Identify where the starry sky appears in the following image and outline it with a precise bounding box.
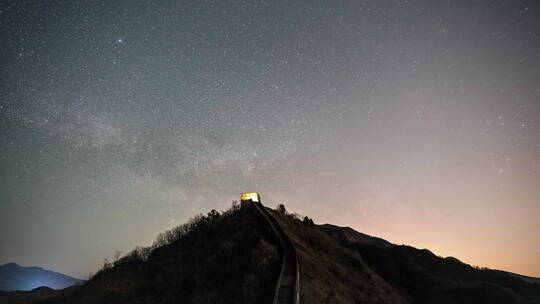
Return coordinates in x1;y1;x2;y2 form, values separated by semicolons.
1;0;539;278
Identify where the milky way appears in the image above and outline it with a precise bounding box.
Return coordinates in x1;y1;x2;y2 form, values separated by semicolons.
1;1;540;278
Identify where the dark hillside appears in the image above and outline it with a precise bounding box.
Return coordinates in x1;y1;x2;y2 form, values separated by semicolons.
321;225;540;304
0;287;60;304
351;244;540;304
266;208;409;304
5;203;539;304
39;205;280;304
265;208;540;304
318;224;393;249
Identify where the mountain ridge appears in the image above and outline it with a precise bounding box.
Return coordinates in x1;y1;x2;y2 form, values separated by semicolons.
0;263;84;292
317;223;540;282
2;202;539;303
267;207;540;303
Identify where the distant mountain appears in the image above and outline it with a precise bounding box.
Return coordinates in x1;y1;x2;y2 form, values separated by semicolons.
0;263;84;291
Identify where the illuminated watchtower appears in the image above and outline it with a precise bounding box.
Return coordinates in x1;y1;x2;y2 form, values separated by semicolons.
241;192;261;207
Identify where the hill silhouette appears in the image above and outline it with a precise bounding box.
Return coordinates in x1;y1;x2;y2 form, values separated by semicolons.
270;210;540;304
2;202;540;304
38;204;281;304
317;223;540;303
0;263;83;291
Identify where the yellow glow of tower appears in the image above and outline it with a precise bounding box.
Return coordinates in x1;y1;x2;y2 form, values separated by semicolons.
241;192;261;203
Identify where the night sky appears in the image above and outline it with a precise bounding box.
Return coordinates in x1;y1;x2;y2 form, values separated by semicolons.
1;0;539;278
